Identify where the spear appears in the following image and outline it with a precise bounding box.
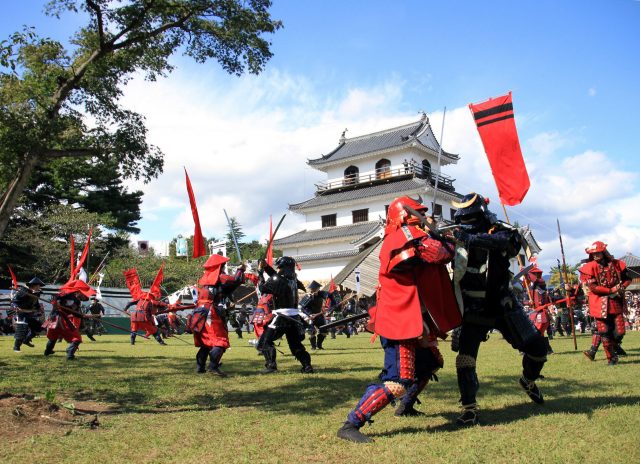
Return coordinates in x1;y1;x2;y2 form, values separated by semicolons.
557;218;577;350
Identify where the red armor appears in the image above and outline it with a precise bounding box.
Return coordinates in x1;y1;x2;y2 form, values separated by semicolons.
580;259;630;318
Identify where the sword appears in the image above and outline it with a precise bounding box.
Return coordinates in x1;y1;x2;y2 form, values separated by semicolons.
261;214;286;261
511;263;535;285
223;209;242;263
318;312;370;331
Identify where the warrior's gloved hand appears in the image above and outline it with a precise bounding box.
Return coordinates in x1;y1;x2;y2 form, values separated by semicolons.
237;263;246;272
453;227;470;243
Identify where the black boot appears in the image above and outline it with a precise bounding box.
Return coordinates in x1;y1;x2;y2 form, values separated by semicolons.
196;346;209;373
130;332;137;345
207;347;227;377
316;334;326;350
87;333;96;342
583;347;597;361
261;346;278;374
395;379;428;417
154;333;167;345
519;376;544;404
13;340;22;352
44;339;56;356
66;341;80;360
337;421;373;444
309;335;317;350
294;348;313;373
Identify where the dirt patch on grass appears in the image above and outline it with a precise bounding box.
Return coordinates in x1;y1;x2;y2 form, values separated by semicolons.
0;392;101;441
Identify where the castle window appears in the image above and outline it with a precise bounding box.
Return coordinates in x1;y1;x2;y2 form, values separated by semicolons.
352;208;369;223
432;203;443;217
344;166;359;185
422;160;432;177
450;208;456;220
321;214;337;228
375;159;391;179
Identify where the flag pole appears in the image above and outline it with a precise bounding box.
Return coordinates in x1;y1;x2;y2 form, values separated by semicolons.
501;203;535;305
431;107;446;216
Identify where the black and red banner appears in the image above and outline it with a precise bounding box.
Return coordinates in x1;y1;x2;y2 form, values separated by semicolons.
469;92;529;206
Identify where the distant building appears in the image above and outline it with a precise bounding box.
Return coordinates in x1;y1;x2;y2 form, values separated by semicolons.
274;113;463;293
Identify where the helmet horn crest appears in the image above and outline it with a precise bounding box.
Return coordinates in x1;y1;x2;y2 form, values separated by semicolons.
452;193;478;209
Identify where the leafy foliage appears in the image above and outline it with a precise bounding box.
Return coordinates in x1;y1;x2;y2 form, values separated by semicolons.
548;263;580;287
0;0;282;238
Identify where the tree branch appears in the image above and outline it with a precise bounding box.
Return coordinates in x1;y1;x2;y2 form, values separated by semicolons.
111;13;195;51
86;0;106;49
44;149;98;159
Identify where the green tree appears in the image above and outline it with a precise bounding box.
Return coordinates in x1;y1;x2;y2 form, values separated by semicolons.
225;216;245;263
0;0;282;238
0;204;113;283
548;263;580;288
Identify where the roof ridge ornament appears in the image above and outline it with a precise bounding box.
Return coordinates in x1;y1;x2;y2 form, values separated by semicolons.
419;110;428;123
340;128;348;143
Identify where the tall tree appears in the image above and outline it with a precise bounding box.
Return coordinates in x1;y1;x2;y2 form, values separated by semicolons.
225;216;245;262
0;0;282;237
548;263;580;287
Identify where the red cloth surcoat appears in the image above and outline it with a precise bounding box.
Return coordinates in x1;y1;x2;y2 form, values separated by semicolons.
373;224;461;341
581;259;630;319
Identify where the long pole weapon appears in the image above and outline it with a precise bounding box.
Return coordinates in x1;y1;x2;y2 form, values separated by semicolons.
557;218;577;350
88;251;110;286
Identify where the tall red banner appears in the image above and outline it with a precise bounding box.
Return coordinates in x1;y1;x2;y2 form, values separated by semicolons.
7;265;17;289
184;168;206;258
469;92;530;206
266;215;274;266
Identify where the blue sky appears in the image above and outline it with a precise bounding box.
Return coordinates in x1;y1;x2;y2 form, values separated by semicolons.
2;1;639;271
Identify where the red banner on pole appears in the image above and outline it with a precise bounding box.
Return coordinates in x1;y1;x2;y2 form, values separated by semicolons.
71;228;92;281
469;92;530;206
7;265;17;289
185;168;206;258
266;215;274;267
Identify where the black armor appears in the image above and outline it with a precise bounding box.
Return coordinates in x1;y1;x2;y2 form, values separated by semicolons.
257;258;312;373
11;286;44;352
451;193;547;425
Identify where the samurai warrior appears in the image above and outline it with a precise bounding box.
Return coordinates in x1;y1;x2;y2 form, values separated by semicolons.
580;241;631;364
299;280;338;350
450;193;547;426
256;256;313;374
43;279;96;360
123;266;169;346
190;254;245;376
337;196;461;443
11;277;45;352
526;266;554;354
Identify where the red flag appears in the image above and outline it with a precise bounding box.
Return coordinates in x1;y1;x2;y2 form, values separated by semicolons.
71;228;93;281
469;92;530;206
325;275;336;310
7;265;17;289
266;215;274;266
149;263;164;298
185;168;206;258
70;234;75;277
124;268;144;300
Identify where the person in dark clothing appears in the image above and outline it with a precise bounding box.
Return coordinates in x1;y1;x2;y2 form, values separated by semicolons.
12;277;45;352
450;193;547;427
256;256;313;374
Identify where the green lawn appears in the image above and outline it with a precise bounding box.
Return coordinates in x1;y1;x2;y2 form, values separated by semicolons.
1;331;639;463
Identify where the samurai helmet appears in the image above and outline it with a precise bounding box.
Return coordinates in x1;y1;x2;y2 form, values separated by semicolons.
386;195;428;228
27;277;45;287
585;241;607;255
275;256;297;277
452;192;496;229
307;280;321;292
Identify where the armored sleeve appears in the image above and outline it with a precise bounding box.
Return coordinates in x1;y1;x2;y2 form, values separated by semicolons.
457;229;520;257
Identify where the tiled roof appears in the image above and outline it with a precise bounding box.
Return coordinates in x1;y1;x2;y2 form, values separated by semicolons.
332;239;383;296
290;177;459;211
295;249;361;263
274;221;381;247
308;117;458;167
621;253;640;268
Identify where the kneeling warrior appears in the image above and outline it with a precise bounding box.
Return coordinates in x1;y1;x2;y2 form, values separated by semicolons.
43;280;96;360
580;241;631;365
337;196;461;443
256;256;313;374
450;193;547;426
12;277;45;352
299;280;337;350
191;254;245;376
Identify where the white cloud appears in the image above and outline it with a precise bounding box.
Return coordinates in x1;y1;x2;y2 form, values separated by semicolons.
120;68;640;273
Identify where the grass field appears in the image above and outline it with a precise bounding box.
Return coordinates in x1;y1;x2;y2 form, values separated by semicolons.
1;330;640;464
